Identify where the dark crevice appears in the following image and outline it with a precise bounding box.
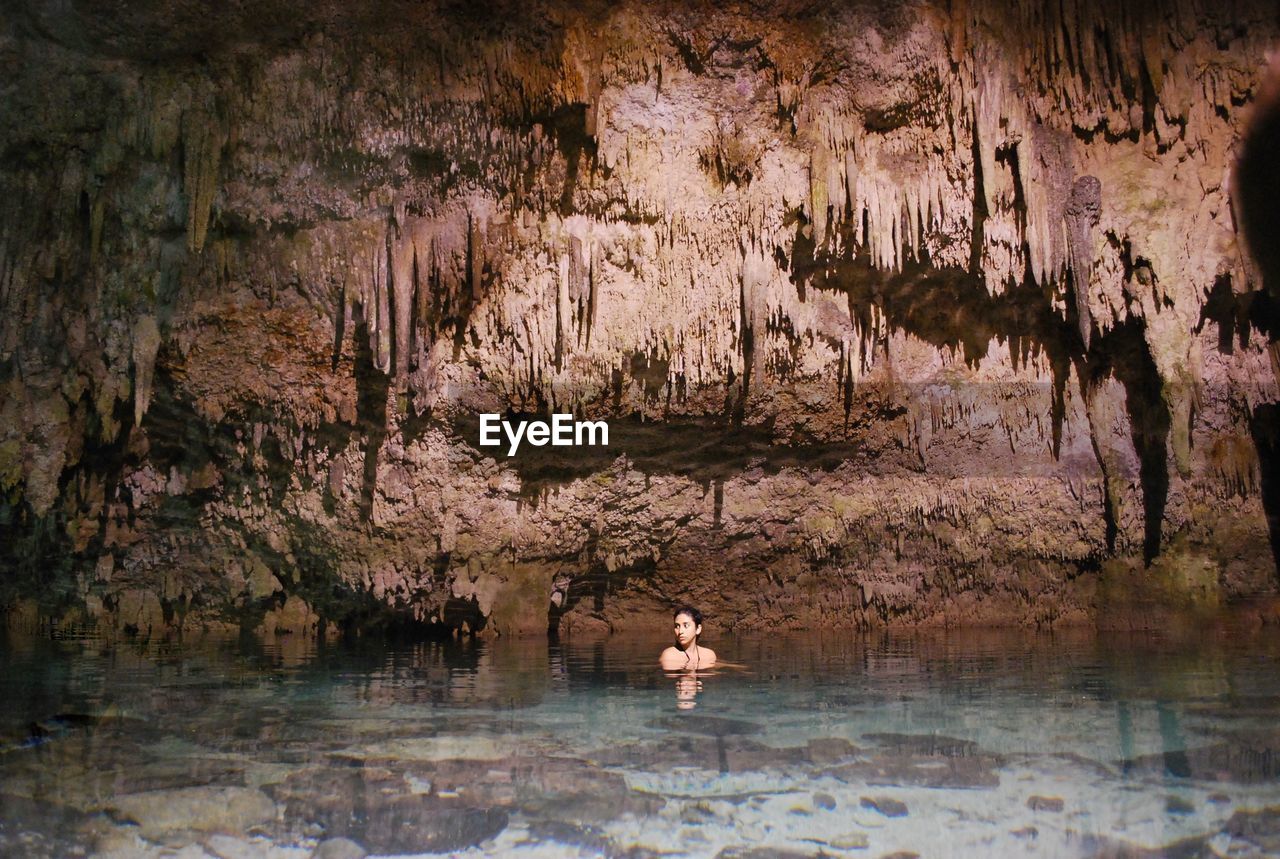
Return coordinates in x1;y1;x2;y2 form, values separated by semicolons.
331;288;347;372
409;249;424;371
1250;403;1280;583
1;385;131;607
1087;318;1171;564
1138;58;1159;138
792;225;1078;375
629;349;670;405
526;102;596;217
969;122;988;278
1198;274;1279;354
554;554;657;634
352;311;390;524
385;231;399;377
1236;58;1280;298
737;280;754;426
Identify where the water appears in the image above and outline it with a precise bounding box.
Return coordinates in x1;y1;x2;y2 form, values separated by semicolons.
1;626;1278;857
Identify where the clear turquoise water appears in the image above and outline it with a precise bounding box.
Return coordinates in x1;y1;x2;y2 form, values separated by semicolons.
1;626;1278;857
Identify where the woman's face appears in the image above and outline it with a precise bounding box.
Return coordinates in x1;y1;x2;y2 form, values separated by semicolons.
673;612;700;649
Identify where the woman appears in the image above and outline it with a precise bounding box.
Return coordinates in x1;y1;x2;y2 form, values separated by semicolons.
660;605;717;671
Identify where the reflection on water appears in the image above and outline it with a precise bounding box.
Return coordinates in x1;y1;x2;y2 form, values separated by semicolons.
1;626;1278;857
673;674;703;710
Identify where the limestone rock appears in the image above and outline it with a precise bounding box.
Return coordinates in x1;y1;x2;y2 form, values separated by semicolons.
0;0;1276;634
109;787;277;840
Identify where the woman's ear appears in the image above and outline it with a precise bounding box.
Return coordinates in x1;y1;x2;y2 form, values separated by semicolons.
695;623;702;636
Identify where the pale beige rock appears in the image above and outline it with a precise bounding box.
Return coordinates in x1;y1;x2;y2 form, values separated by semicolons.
109;787;277;840
308;838;366;859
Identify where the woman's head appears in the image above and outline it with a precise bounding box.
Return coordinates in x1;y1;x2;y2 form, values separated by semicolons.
672;605;702;649
673;605;702;625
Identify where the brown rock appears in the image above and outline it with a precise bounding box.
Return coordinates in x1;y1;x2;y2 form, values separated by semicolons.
310;838;367;859
109;787;276;840
0;0;1275;637
1026;795;1065;813
861;796;909;818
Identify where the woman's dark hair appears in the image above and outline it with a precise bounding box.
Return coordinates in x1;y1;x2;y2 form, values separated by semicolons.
673;605;702;625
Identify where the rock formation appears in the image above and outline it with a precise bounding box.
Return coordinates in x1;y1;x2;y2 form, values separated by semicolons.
1;0;1277;638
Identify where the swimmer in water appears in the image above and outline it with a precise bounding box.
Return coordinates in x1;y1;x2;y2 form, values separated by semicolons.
660;605;717;671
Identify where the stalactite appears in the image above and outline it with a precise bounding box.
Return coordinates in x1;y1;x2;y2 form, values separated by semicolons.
389;221;416;383
132;315;161;427
556;251;570;372
468;211;485;302
372;242;391;373
809;144;830;246
1064;176;1102;348
182;95;223;255
583;240;598;349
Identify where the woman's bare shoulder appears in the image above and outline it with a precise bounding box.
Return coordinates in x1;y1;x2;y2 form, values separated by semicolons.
659;646;686;668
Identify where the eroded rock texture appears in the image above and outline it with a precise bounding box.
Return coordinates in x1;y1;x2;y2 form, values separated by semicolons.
1;0;1278;637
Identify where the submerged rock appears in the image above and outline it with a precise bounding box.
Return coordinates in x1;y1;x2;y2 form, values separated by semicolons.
0;793;94;858
860;733;982;758
1026;795;1064;812
650;716;763;737
817;731;1002;789
108;786;277;840
860;796;909;817
826;832;871;850
589;735;811;775
309;838;366;859
717;847;823;859
525;820;661;858
359;801;508;854
804;738;862;764
268;753;672;847
1119;730;1280;784
270;764;507;850
827;754;1001;790
1221;806;1280;856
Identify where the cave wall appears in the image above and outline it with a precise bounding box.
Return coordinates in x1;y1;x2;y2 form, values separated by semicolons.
1;0;1278;638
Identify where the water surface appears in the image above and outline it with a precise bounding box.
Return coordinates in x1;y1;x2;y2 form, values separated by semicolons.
2;626;1278;857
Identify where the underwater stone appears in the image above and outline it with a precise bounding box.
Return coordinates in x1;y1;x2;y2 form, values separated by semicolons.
309;837;367;859
860;796;909;817
108;787;277;840
1026;795;1064;812
1221;806;1280;856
